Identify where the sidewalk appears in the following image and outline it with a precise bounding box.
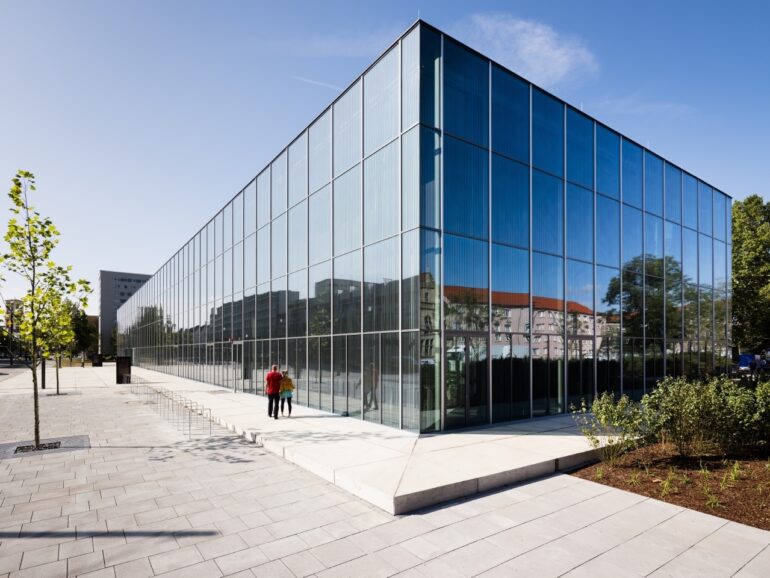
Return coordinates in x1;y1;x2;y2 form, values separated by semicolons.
130;367;595;514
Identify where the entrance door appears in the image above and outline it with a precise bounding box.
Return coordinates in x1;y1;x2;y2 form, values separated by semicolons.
232;342;243;392
444;334;488;430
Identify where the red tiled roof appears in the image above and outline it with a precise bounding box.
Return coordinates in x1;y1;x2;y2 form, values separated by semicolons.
443;286;594;315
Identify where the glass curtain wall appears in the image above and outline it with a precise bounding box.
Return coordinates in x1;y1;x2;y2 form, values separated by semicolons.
118;22;732;433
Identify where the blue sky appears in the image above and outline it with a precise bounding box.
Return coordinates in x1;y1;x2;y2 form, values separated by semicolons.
1;0;768;312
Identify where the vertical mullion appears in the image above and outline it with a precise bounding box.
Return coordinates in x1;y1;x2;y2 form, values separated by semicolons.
487;60;493;424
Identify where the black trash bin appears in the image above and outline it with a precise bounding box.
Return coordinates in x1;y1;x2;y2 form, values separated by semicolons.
116;356;131;384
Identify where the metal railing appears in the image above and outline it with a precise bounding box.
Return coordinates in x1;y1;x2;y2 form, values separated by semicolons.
128;378;213;439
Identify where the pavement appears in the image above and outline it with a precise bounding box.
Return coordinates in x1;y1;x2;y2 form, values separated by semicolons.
130;367;597;515
0;366;768;577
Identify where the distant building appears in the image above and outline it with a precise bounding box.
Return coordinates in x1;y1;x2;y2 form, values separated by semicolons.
98;271;150;355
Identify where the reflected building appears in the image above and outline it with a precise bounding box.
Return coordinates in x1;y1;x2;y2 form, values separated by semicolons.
117;21;732;433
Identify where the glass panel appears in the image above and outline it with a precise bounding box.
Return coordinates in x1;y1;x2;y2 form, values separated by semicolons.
445;136;488;239
402;229;419;330
233;242;243;294
532;251;564;416
645;275;664;339
533;170;563;255
532;89;564;177
309;109;332;194
401;26;419;130
683;173;698;230
492;332;530;422
244;179;257;236
257;168;270;229
491;64;528;164
308;185;331;265
444;235;488;332
319;337;332;412
421;230;440;333
699;181;713;236
382;333;399;428
308;261;331;335
363;237;399;332
333;335;348;415
492;154;528;249
645;152;663;216
363;333;380;422
215;211;224;256
665;163;682;224
309;338;320;407
596;126;620;199
623;205;643;269
347;335;362;419
420;127;441;229
333;250;361;334
714;192;727;241
222;252;231;297
233;192;244;244
333;80;362;176
421;330;440;432
492;243;529;333
288;338;306;406
402;331;420;431
699;234;712;289
271;151;287;218
645;214;664;262
420;26;441;129
271;214;287;278
271;276;286;339
333;165;361;255
567;184;593;262
287;269;307;338
288;201;307;272
402;127;419;232
363;140;399;244
596;265;621;394
596;195;620;267
223;204;232;251
567;259;593;336
257;226;269;285
288;132;308;207
444;38;488;147
567;108;593;189
364;47;399;156
622;140;643;208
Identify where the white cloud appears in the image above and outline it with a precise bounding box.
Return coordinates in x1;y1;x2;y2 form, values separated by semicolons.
289;75;341;91
594;95;695;118
453;13;599;88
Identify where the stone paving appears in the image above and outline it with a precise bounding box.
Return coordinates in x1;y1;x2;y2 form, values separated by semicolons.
0;367;769;577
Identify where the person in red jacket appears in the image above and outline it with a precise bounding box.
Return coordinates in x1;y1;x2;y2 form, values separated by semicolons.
265;364;283;420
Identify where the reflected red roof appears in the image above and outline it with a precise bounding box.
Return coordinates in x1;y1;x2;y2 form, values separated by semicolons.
443;286;594;315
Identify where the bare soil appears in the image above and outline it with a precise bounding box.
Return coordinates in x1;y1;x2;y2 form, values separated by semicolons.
571;443;770;530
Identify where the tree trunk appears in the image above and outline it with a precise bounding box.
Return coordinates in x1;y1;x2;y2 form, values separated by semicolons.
31;351;40;449
41;356;46;389
55;355;60;395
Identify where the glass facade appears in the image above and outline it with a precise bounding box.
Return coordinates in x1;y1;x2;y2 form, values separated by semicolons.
118;22;732;433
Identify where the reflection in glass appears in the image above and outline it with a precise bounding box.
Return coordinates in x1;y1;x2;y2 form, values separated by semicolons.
622;205;643;268
402;331;420;431
363;334;380;423
401;26;419;130
567;108;593;189
645;152;663;216
420;27;441;129
699;181;713;236
421;230;440;334
567;259;593;336
271;214;287;278
683;173;698;230
596;126;620;199
492;155;528;249
257;169;270;229
347;335;361;418
363;140;398;244
271;151;287;218
492;244;529;331
622;140;643;208
308;186;331;265
532;252;564;416
699;234;712;288
533;88;563;177
287;269;307;337
333;166;361;255
444;137;488;239
401;127;419;232
492;64;528;164
596;265;621;394
381;333;399;428
714;192;727;242
402;230;419;330
233;192;243;244
288;201;307;272
334;250;361;334
256;283;269;339
309;109;331;194
567;184;593;262
288;132;308;207
645;214;663;262
444;235;488;331
334;81;362;177
533;170;563;255
665;163;682;224
364;47;398;156
364;238;399;332
244;179;257;236
596;195;620;267
271;276;286;339
308;261;331;335
444;39;488;147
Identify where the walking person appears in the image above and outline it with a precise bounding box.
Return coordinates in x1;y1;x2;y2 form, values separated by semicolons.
265;364;282;420
280;370;295;416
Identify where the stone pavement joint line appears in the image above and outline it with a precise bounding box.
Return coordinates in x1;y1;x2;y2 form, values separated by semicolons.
131;366;598;514
0;366;767;578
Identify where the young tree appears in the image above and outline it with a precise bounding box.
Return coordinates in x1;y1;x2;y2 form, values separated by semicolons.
39;292;76;394
67;301;97;366
1;171;89;448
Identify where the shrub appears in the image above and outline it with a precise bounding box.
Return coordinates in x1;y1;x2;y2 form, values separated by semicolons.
571;391;648;464
643;377;709;457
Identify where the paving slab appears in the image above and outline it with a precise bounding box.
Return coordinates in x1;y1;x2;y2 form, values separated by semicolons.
129;366;596;514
